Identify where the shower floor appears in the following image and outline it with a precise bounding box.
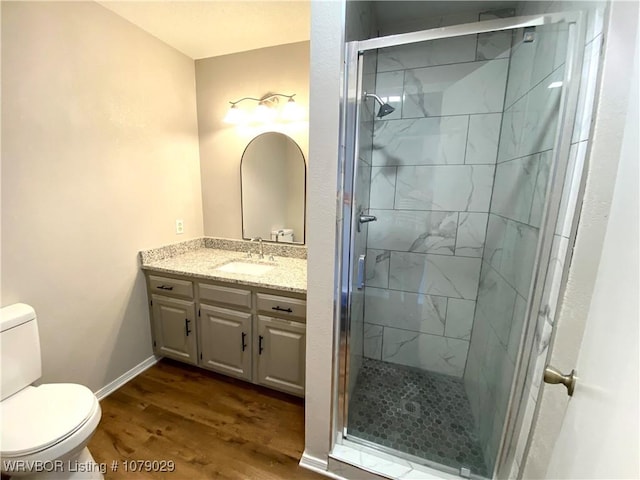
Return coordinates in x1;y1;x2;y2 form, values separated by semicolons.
347;358;489;477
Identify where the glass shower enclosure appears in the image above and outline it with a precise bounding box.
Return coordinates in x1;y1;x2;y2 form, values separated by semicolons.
334;11;584;479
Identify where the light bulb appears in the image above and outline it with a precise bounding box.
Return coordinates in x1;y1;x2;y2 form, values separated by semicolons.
224;104;246;124
254;102;277;123
281;98;305;121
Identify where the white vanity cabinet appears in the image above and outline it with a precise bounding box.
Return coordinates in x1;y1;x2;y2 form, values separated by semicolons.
198;282;253;382
148;276;198;365
144;272;307;397
255;293;306;396
199;304;252;381
256;316;306;396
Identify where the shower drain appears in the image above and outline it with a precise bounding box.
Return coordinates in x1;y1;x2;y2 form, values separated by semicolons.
399;399;421;417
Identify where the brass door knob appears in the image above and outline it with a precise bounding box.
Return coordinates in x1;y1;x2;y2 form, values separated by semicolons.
543;365;577;396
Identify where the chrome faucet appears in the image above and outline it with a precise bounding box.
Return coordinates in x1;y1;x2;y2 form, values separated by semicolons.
251;237;264;259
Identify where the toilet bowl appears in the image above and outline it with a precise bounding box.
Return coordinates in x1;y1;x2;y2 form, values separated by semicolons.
0;304;103;479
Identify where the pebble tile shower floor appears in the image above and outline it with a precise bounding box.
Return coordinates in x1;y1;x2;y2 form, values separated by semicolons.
348;358;489;477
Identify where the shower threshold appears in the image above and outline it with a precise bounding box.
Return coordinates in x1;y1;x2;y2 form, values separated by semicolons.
347;358;489;478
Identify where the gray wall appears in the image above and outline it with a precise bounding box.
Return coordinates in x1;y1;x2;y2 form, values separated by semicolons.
1;1;203;391
195;42;309;240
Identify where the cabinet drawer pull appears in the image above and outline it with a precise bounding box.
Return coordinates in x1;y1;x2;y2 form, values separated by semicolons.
185;318;191;336
272;306;293;313
156;285;174;291
241;332;247;352
259;335;264;355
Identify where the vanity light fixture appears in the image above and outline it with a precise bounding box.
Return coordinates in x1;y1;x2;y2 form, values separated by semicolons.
223;104;246;124
281;96;305;121
224;93;303;124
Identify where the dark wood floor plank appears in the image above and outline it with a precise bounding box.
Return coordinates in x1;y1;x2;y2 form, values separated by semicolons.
89;359;323;480
120;379;304;460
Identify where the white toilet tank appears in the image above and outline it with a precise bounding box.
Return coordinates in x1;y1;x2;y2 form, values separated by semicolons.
270;228;294;242
0;303;42;400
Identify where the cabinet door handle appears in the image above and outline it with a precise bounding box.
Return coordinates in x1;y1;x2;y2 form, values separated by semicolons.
241;332;247;352
156;285;174;291
272;306;293;313
185;318;191;336
259;335;264;355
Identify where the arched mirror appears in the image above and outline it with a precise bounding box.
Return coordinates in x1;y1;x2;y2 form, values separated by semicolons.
241;132;306;244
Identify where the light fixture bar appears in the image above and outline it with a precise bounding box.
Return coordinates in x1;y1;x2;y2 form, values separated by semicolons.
224;92;301;124
229;93;296;106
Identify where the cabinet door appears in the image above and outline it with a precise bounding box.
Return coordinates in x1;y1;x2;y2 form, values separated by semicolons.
151;295;197;365
256;315;305;396
200;304;252;381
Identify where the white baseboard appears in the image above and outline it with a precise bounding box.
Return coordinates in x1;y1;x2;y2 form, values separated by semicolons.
300;452;348;479
94;355;159;400
300;451;328;471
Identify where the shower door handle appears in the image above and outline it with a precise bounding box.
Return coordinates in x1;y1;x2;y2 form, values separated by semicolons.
356;254;366;290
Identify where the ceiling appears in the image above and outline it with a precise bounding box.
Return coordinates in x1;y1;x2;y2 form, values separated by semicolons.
99;1;523;60
374;1;519;26
98;1;311;60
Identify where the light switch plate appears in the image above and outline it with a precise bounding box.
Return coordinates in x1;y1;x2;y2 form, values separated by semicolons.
176;219;184;234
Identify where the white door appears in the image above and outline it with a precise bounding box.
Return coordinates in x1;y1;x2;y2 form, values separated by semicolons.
543;18;639;478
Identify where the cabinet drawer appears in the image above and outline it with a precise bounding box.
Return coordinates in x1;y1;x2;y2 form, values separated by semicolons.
200;304;252;323
149;275;193;299
256;293;306;319
199;283;252;309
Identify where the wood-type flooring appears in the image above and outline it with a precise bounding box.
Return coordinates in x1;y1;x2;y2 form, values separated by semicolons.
89;359;324;479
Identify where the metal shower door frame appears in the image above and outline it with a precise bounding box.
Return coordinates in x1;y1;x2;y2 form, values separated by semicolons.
331;10;585;479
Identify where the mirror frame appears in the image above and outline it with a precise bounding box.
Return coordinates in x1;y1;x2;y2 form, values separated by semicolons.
239;132;307;244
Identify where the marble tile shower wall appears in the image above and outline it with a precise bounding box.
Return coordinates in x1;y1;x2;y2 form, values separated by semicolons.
463;22;570;472
362;32;512;378
349;53;377;401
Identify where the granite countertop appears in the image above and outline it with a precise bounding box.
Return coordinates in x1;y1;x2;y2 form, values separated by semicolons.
141;241;307;294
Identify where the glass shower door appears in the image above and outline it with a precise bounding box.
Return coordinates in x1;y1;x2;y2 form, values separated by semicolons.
343;52;377;415
339;13;583;480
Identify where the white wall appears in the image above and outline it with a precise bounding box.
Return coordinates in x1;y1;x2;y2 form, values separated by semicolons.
303;0;345;466
546;20;639;477
194;42;309;240
1;1;203;391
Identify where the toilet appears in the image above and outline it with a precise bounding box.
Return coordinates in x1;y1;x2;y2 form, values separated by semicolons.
0;303;103;479
270;228;294;242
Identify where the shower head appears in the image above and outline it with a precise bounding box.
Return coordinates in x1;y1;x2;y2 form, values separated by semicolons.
364;92;396;118
377;103;396;118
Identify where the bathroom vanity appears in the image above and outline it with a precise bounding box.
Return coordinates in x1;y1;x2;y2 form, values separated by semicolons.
140;238;307;397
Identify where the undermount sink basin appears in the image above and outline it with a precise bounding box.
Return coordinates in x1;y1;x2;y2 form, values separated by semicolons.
214;261;275;276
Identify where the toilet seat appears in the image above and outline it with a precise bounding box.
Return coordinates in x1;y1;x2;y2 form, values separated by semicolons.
1;383;99;457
